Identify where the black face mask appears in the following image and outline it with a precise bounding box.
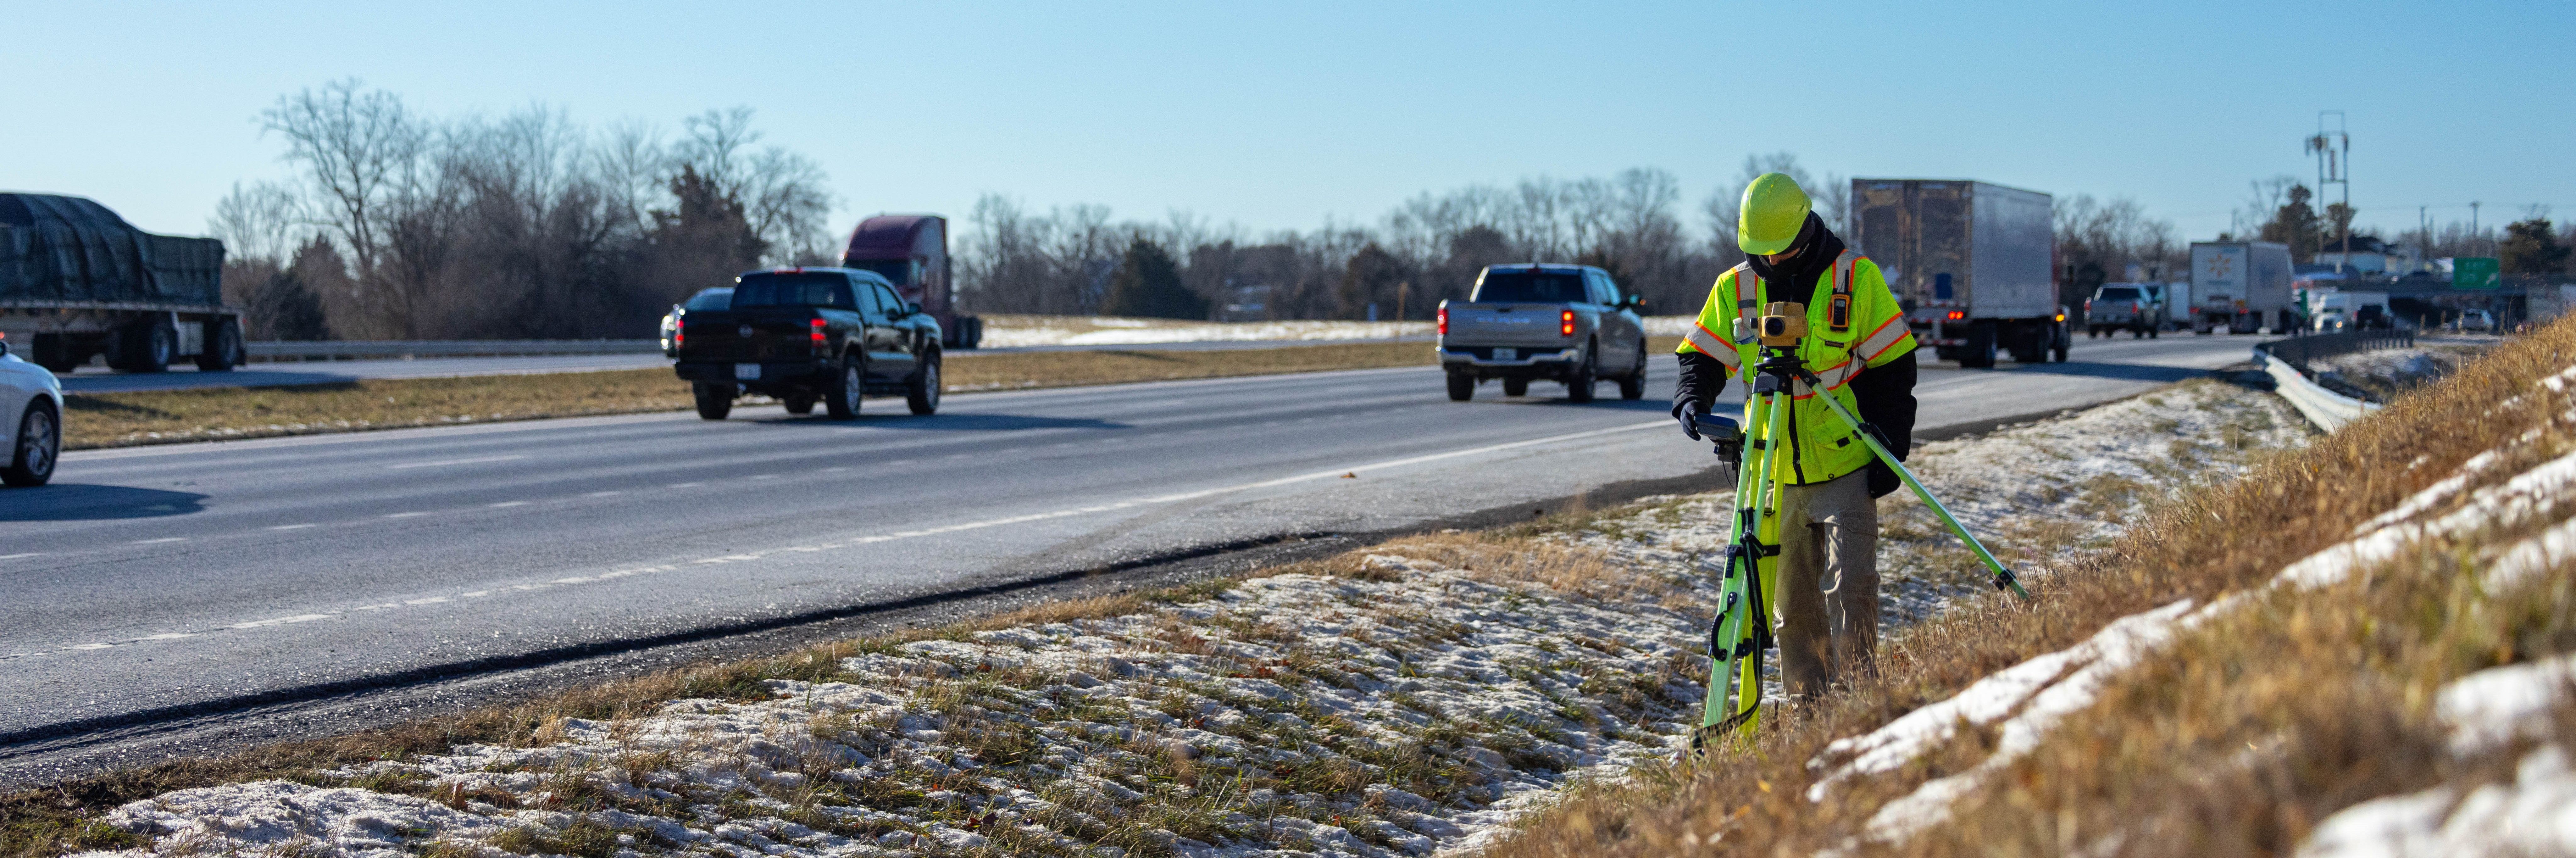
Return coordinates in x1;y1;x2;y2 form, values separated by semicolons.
1746;213;1843;293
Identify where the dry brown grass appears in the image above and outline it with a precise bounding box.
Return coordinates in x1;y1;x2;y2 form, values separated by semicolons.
60;340;1447;450
1475;320;2576;856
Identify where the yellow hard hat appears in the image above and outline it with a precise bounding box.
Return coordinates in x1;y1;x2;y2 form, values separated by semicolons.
1737;173;1812;256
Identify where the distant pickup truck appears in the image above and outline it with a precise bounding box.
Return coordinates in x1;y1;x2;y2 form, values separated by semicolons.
1436;263;1647;403
671;268;942;420
2084;283;2163;338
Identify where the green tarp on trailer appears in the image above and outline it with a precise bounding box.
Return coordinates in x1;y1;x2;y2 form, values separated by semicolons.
0;193;224;306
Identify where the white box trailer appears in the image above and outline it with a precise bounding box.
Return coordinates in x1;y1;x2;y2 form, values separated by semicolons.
1849;178;2067;368
2188;241;2296;334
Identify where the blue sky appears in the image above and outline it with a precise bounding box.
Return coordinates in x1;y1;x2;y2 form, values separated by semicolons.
5;1;2569;242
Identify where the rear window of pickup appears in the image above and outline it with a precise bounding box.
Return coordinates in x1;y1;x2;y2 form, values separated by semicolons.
1474;272;1586;303
733;274;854;309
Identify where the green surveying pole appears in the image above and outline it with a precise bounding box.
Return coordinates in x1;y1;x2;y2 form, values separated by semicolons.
1803;390;2030;599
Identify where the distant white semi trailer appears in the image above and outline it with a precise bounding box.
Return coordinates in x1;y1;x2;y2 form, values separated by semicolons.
1848;178;2068;368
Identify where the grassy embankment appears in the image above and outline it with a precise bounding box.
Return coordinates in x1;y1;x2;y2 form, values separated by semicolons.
64;337;1688;450
1474;324;2576;854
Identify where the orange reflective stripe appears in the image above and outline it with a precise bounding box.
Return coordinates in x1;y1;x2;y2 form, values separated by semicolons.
1686;322;1738;367
1855;314;1912;362
1790;358;1857;398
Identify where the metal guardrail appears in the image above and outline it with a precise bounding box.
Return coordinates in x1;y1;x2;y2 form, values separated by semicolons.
2258;328;2415;374
2252;329;2413;432
246;339;661;361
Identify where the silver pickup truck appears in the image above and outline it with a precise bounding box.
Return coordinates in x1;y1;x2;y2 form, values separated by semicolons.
1437;263;1648;403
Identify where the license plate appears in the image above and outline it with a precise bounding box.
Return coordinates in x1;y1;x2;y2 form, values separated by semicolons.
734;363;761;380
1492;348;1516;360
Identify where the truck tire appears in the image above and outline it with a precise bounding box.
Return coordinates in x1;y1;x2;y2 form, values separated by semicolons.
782;394;816;415
2148;325;2159;339
692;383;735;420
2;400;59;488
824;355;863;420
1503;378;1529;397
906;354;941;415
1618;349;1646;400
112;317;175;373
195;318;243;371
1565;345;1597;403
1959;321;1998;369
1446;372;1474;401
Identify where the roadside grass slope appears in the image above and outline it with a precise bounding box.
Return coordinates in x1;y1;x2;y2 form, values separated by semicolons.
1478;320;2576;856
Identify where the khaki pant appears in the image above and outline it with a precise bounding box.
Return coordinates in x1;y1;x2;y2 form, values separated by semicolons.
1773;469;1879;699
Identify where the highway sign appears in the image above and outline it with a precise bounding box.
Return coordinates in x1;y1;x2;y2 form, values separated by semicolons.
2454;257;2501;290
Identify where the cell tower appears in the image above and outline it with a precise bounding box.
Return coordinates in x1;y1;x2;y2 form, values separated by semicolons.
2305;111;2351;270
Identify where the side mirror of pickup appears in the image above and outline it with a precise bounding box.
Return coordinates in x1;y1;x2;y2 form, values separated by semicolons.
906;301;923;316
1624;295;1649;311
0;334;11;358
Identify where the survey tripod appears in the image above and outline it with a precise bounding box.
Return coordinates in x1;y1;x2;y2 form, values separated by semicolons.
1690;303;2031;751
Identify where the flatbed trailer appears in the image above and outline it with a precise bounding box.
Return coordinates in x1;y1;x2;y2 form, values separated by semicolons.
0;193;244;372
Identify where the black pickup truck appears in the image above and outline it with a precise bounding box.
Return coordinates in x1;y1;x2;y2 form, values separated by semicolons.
672;268;943;419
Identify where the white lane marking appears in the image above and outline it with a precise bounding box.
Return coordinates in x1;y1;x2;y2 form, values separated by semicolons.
668;482;703;488
488;501;529;508
226;613;334;630
0;553;42;560
750;474;780;480
387;454;530;470
267;524;318;531
18;419;1665;661
131;537;186;544
584;491;623;497
384;512;430;518
822;466;850;473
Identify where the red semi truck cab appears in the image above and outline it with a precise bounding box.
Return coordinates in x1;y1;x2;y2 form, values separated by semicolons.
840;215;982;349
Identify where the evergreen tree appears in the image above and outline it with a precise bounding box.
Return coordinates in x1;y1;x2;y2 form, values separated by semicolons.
1101;238;1206;319
2260;184;2323;263
1338;242;1411;319
2501;217;2571;275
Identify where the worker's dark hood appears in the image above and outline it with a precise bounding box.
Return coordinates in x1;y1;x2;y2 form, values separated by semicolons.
1746;212;1844;292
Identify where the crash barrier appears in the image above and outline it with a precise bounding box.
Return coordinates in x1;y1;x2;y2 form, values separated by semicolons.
2252;331;2408;432
2260;328;2415;373
247;339;661;362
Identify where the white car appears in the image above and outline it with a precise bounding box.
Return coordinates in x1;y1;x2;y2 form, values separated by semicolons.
2461;309;2496;332
0;333;63;487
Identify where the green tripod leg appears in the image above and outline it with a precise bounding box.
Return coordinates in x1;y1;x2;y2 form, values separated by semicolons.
1693;384;1789;750
1806;389;2031;600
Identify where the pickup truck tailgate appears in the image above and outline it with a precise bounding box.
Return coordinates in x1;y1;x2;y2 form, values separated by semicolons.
678;311;815;362
1445;303;1568;346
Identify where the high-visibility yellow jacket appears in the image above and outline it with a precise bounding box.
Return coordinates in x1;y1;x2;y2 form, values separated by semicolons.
1677;250;1916;485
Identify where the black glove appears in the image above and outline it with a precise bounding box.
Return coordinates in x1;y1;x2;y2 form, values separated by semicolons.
1672;402;1706;440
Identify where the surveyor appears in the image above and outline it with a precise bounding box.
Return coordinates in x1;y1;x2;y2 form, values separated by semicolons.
1670;173;1919;700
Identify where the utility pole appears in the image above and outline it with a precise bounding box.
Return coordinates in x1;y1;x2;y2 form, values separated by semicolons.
2305;111;2351;272
2472;201;2483;256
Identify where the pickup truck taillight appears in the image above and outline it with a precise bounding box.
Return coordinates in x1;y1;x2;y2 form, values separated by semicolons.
673;317;684;348
1559;309;1575;337
809;317;826;351
1436;305;1447;336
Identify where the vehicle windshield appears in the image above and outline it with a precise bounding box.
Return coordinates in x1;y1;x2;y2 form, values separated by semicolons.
2095;287;2143;301
683;288;732;310
1474;271;1586;303
731;273;853;309
846;259;913;287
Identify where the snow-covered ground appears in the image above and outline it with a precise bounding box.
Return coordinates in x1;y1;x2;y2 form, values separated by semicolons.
69;380;2304;858
974;316;1702;348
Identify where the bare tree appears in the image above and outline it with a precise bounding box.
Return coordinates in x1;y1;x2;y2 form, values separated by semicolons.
675;107;833;264
259;79;429;292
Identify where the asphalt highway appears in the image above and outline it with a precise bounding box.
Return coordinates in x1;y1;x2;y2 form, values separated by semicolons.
0;333;2259;769
54;337;1441;394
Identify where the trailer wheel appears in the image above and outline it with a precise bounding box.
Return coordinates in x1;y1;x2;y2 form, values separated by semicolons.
1959;321;1998;369
195;318;244;371
110;317;176;373
1446;371;1474;401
